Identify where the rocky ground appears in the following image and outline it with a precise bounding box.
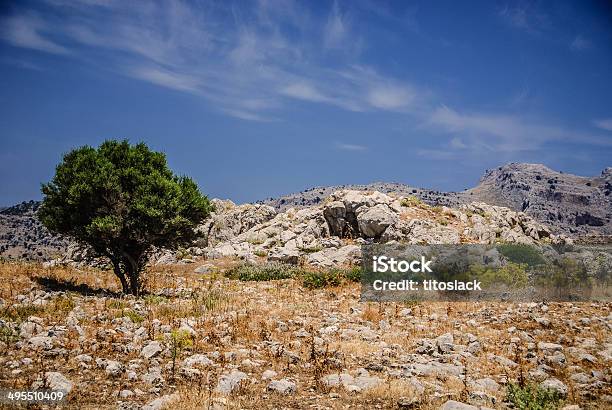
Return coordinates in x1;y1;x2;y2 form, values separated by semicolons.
0;262;610;409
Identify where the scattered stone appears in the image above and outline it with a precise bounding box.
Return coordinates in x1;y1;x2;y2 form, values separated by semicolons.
183;354;212;368
540;378;568;397
216;370;248;394
262;369;278;380
439;400;478;410
105;360;123;377
267;378;296;394
44;372;73;393
142;393;179;410
141;341;163;359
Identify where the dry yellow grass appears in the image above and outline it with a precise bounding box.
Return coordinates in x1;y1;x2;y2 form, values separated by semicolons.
0;260;610;409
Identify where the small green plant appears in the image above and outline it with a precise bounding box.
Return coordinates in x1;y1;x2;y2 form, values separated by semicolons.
107;299;128;310
123;310;145;324
143;294;168;305
175;247;192;260
505;382;562;410
342;266;362;282
0;325;18;352
299;245;324;254
0;304;46;324
253;249;268;257
167;329;193;378
400;196;423;208
195;289;224;311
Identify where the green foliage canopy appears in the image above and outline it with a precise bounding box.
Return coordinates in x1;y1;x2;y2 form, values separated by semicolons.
39;140;212;295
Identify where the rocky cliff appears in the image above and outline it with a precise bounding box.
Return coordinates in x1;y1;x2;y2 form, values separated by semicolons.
258;163;612;238
203;189;567;268
466;163;612;237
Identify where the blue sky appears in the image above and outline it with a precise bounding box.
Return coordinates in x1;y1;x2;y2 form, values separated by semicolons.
1;0;612;205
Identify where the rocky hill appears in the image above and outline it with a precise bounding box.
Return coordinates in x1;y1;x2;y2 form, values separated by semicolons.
0;200;68;260
1;163;609;263
466;163;612;237
258;163;612;238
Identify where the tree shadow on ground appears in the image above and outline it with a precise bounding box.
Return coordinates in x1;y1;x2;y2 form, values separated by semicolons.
32;275;123;298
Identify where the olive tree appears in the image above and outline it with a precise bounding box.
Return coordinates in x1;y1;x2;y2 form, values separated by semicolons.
39;140;212;296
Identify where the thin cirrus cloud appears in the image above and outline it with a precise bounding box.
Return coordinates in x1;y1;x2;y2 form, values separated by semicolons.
427;105;612;154
0;0;609;156
336;143;367;151
570;35;591;51
594;119;612;132
1;14;70;55
498;3;550;34
0;0;424;122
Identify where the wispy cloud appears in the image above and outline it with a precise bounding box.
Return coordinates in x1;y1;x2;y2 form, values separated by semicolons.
0;0;421;123
129;66;202;93
1;0;609;160
336;142;367;151
367;85;415;110
1;14;70;55
570;35;591;51
594;118;612;132
498;3;549;34
280;82;332;103
427;105;612;153
324;1;350;50
1;57;43;71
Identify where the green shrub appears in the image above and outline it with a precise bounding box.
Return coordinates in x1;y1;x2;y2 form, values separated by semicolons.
302;270;342;289
400;196;423;207
226;262;304;281
123;310;145;324
343;266;363;282
506;382;562;410
227;263;362;288
497;244;546;267
469;262;529;288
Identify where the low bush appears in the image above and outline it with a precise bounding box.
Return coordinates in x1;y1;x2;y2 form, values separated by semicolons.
400;196;423;207
227;262;363;288
302;270;342;289
505;382;562;410
226;262;305;281
303;267;362;288
497;243;546;267
122;310;145;324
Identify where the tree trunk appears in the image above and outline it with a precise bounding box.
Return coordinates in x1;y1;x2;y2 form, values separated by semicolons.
122;252;142;297
112;262;129;294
